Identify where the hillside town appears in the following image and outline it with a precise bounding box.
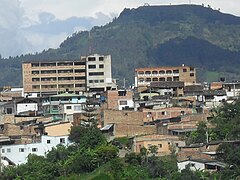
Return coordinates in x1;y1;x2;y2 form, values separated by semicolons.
0;53;238;174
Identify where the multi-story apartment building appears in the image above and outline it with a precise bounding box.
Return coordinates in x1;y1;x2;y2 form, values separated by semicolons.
82;54;117;92
22;60;86;96
135;65;196;88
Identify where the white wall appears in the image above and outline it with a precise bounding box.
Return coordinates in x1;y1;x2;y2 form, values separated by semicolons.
0;135;70;165
118;99;134;110
63;104;86;115
17;103;38;114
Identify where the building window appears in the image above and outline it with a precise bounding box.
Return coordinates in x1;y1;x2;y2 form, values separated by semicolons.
74;106;81;111
173;69;179;73
75;69;85;73
88;65;96;69
158;144;162;148
145;71;151;75
167;77;172;81
99;64;104;68
159;70;165;74
19;148;24;152
32;71;39;74
166;70;172;74
146;78;151;82
94;80;99;83
161;111;167;115
159;78;165;81
153;78;158;81
47;140;51;144
7;148;11;153
176;143;179;147
119;100;127;105
60;138;65;143
183;68;187;72
100;79;104;83
138;71;144;75
173;77;179;81
2;149;5;153
75;76;85;80
88;57;96;61
74;61;85;66
190;73;194;77
66;106;72;110
32;148;38;152
89;72;104;76
32;78;40;82
139;78;144;82
6;108;13;114
99;57;104;61
89;80;93;83
152;71;158;74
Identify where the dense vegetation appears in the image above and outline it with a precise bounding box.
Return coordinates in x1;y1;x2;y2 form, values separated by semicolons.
2;4;240;87
2;101;240;179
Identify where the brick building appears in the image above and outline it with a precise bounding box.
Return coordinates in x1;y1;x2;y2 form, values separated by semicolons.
22;60;86;96
106;90;134;110
135;65;196;88
134;134;185;156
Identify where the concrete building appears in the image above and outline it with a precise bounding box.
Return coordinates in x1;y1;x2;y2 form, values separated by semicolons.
135;65;196;89
0;135;70;165
82;54;117;92
22;60;86;96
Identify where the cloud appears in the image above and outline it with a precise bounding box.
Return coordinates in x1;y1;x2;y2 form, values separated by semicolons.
1;0;240;57
0;0;113;57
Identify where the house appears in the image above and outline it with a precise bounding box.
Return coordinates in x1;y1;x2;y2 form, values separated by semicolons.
42;93;87;121
223;81;240;98
106;89;134;110
0;98;40;116
203;90;227;108
142;107;195;122
101;110;156;137
0;135;70;165
133;134;185;156
177;159;227;172
150;81;185;97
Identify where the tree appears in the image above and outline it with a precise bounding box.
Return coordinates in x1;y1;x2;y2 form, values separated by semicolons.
148;145;158;156
95;145;119;165
211;100;240;140
69;125;106;149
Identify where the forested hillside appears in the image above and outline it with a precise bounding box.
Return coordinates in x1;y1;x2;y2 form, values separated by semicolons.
2;4;240;87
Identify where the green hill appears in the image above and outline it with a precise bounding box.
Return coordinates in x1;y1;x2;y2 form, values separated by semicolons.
2;4;240;87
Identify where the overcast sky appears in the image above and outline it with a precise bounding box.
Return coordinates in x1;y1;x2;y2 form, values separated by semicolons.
0;0;240;57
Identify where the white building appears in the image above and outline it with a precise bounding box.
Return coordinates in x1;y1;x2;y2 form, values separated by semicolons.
82;54;117;92
0;135;70;165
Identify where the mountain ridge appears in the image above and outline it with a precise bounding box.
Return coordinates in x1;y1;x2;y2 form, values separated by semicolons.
1;4;240;86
